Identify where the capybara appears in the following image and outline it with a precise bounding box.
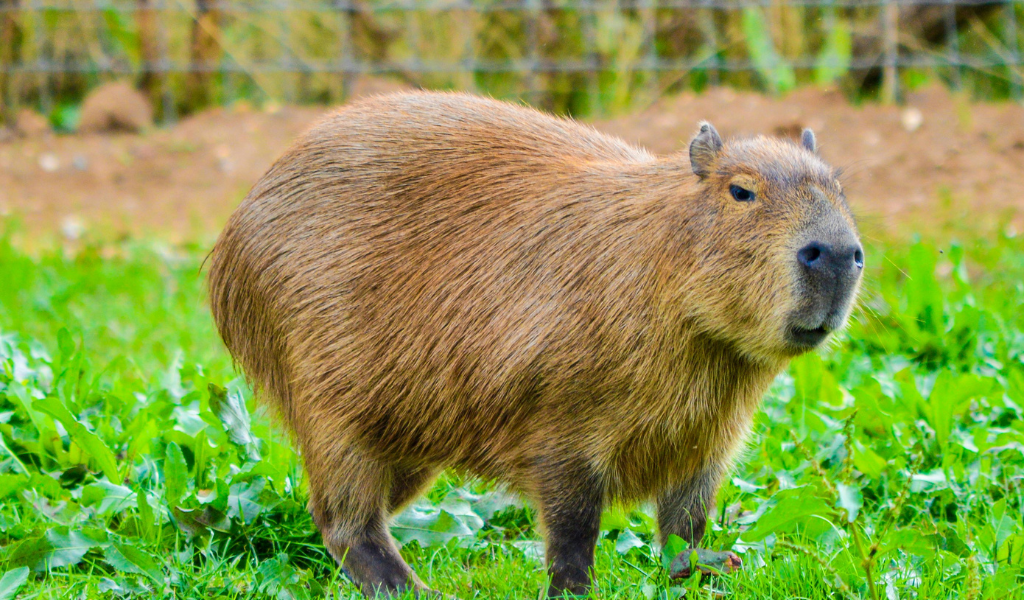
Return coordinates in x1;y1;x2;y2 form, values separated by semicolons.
207;92;863;597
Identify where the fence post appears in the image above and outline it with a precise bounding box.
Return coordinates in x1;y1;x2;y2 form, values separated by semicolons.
186;0;221;112
525;0;540;103
338;0;355;100
158;0;175;124
944;0;961;90
137;0;161;112
881;0;899;104
0;0;17;124
702;0;720;86
583;0;601;114
641;0;657;106
1007;0;1022;100
459;0;476;93
30;0;50;116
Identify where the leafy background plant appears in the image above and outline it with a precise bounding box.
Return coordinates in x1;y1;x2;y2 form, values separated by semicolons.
0;221;1023;598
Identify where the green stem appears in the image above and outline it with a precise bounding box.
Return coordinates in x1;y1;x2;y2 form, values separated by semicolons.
850;524;879;600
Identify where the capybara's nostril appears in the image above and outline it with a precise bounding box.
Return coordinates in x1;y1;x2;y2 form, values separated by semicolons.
800;242;862;278
798;243;824;269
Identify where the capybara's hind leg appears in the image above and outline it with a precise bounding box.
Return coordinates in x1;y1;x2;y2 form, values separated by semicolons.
306;445;428;597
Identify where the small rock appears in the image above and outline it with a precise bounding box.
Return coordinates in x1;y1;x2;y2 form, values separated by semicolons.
38;153;60;172
901;107;923;132
72;154;89;171
215;144;234;173
61;216;85;241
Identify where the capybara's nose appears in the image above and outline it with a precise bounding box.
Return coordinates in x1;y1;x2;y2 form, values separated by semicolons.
798;242;864;278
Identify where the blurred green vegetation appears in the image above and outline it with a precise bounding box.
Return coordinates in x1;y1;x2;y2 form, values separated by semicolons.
1;1;1022;123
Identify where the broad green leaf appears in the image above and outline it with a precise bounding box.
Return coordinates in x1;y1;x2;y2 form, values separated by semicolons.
392;499;481;548
41;529;97;570
171;505;231;537
0;567;29;600
137;487;155;541
104;542;163;583
163;441;188;506
208;382;261;461
614;529;647;555
0;475;27;499
661;534;687;572
7;536;52;572
56;328;75;364
910;469;948;493
850;439;887;480
33;397;120;483
874;528;940;559
980;499;1019;557
227;478;269;524
83;480;137;515
467;488;522;522
741;488;834;542
512;540;545;564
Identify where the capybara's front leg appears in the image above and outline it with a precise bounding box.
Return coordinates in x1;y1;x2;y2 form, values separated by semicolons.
538;460;605;598
657;464;742;578
306;444;429;597
657;466;718;547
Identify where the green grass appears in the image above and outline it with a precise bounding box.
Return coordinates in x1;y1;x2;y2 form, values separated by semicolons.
1;221;1023;599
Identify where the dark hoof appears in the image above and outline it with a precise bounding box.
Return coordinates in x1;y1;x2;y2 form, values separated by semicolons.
668;548;742;579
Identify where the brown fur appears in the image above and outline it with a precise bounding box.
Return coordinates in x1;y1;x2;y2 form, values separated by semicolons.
207;91;861;597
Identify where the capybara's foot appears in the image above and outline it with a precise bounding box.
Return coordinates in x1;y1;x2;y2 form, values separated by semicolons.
336;534;426;598
668;548;742;579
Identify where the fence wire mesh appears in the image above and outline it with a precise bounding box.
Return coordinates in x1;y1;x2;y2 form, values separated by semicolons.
0;0;1022;121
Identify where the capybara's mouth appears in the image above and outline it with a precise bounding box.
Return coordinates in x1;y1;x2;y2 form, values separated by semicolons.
787;324;830;348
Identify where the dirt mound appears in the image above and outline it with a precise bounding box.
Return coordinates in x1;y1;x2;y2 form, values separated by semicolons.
0;79;1020;243
14;109;50;138
78;81;154;134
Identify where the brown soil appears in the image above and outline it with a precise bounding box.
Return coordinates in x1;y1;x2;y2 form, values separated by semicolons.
1;81;1021;244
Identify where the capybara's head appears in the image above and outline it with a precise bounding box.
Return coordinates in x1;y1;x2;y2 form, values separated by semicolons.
683;122;862;361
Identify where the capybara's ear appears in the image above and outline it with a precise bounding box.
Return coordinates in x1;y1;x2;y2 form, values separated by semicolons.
801;128;817;154
689;121;723;179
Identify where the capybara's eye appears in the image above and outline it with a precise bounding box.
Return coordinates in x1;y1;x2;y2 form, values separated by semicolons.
730;185;755;202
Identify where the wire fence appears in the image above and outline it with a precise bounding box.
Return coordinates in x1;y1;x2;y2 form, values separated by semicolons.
0;0;1022;122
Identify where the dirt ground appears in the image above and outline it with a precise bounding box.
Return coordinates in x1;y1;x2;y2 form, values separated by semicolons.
1;79;1022;244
